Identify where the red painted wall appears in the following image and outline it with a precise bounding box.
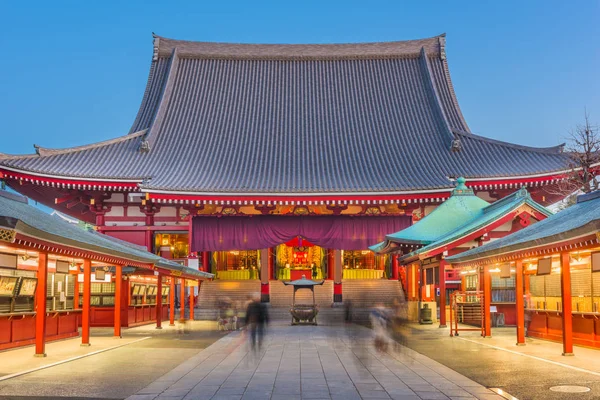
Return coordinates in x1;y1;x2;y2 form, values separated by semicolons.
105;231;147;248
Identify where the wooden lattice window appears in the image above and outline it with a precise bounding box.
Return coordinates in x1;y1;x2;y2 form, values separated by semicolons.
0;228;16;243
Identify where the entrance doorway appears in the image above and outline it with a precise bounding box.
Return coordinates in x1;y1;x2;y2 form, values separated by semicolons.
212;250;260;280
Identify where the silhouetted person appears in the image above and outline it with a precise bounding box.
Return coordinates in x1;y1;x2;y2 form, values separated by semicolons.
246;294;269;351
344;300;353;323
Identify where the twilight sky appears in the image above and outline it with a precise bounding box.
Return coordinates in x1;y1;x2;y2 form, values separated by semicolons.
0;0;598;156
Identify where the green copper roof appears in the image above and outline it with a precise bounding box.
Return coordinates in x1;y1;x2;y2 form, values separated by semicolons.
370;178;552;257
370;178;490;253
447;190;600;265
398;187;552;262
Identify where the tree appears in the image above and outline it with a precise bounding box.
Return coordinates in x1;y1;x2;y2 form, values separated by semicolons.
565;111;600;193
548;111;599;201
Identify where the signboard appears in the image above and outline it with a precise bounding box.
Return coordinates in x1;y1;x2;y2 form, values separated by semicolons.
592;252;600;273
95;269;106;280
0;253;17;269
55;260;70;274
18;277;37;296
500;263;511;278
0;276;19;296
537;258;552;276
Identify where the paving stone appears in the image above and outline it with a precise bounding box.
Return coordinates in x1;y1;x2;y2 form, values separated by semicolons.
126;325;496;400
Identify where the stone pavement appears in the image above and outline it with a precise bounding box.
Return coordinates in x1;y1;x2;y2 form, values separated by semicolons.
127;325;504;400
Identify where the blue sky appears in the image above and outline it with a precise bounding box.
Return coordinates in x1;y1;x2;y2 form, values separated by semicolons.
0;0;598;155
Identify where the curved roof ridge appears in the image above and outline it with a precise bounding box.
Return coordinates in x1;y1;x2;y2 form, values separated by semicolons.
438;51;471;132
419;48;454;146
28;130;147;157
453;128;565;154
152;33;445;60
142;48;180;152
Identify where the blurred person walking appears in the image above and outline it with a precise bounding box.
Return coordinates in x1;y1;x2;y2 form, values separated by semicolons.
246;294;269;352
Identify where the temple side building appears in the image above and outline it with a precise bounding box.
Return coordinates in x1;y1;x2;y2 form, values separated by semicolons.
372;178;552;326
0;34;571;305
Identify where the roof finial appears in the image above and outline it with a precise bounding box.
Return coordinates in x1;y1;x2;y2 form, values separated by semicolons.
517;186;529;198
153;34;160;61
451;177;474;196
450;138;462;152
438;35;446;61
139;140;150;153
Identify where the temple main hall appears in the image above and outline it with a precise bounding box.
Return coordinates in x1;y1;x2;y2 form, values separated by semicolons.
0;34;571;307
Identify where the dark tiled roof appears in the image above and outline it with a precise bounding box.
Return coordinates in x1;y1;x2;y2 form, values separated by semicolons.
0;35;569;195
0;190;212;279
446;191;600;264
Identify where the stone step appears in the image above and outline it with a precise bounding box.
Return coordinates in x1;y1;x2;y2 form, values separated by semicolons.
269;280;333;308
192;305;375;324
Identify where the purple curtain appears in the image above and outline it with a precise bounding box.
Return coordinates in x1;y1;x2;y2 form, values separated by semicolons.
191;215;411;251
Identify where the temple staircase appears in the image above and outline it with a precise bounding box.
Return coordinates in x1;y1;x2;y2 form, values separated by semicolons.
342;280;404;307
269;280;334;308
193;279;405;324
195;280;261;320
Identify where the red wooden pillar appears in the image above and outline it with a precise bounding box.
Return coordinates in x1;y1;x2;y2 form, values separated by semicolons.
483;265;492;337
201;251;210;273
73;274;80;310
515;259;525;345
81;259;92;346
169;278;175;326
179;279;186;321
268;248;274;280
34;251;48;357
439;260;447;328
114;265;122;338
560;252;574;356
156;274;163;329
327;249;334;280
189;283;195;321
390;255;399;280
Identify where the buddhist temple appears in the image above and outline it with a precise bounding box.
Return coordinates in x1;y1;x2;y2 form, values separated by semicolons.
447;190;600;354
372;179;552;325
0;34;572;305
0;189;210;353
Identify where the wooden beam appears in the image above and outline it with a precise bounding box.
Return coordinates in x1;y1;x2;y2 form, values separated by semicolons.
169;278;175;326
114;265;122;338
560;252;574;356
515;259;525;345
483;265;492;337
439;260;447;328
34;252;48;357
156;274;163;329
179;279;186;322
81;259;91;346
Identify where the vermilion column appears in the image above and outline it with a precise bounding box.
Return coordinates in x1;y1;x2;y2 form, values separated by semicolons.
189;283;195;321
169;278;175;326
202;251;210;273
391;255;399;280
439;260;447;328
34;251;48;357
515;259;525;345
560;253;574;356
156;274;163;329
73;274;80;311
268;248;274;280
327;249;335;280
81;259;92;346
114;265;122;338
333;250;342;302
483;265;492;338
179;279;186;321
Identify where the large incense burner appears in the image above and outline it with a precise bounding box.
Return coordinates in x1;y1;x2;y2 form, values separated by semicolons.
283;275;324;325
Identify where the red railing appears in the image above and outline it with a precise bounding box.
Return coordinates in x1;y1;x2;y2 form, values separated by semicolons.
449;290;484;337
